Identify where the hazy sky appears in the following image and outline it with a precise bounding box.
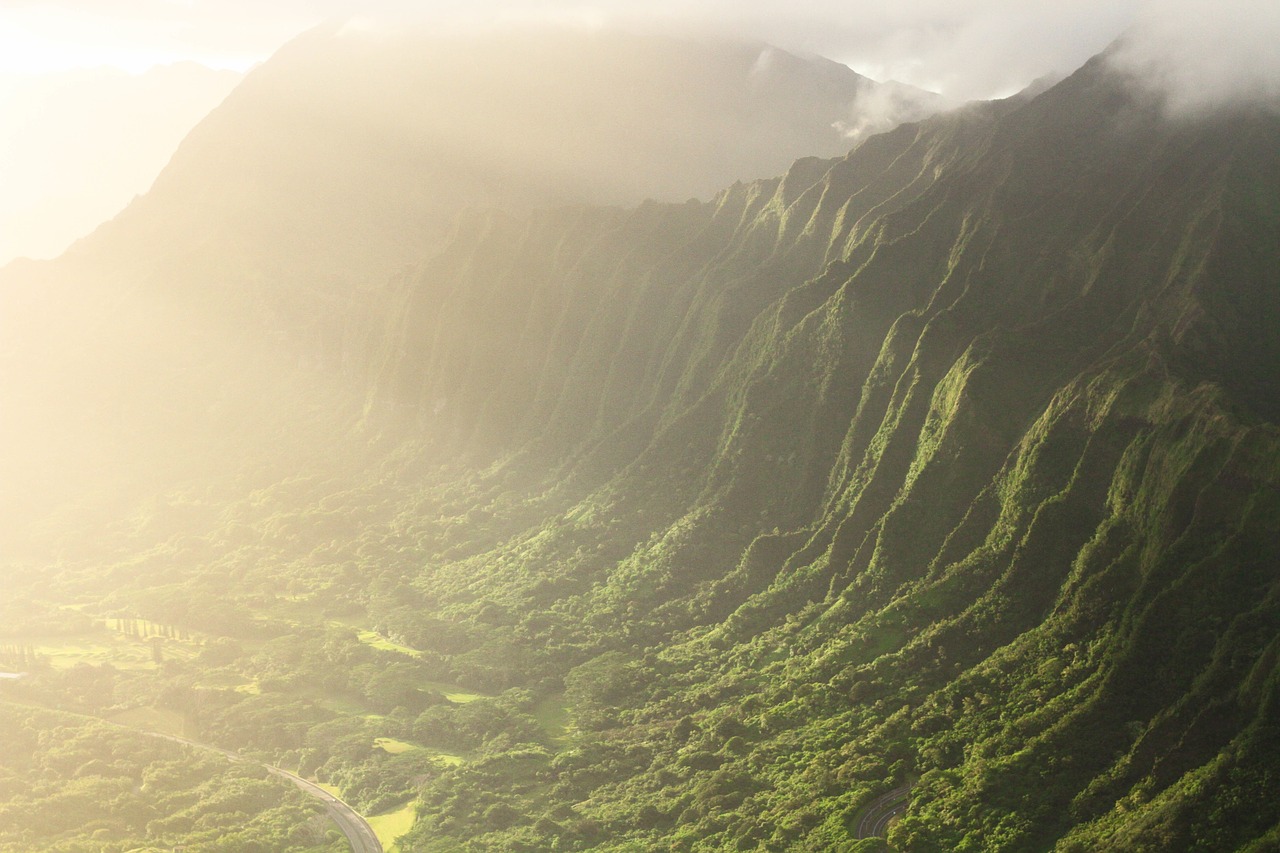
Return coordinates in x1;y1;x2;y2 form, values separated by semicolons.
0;63;240;264
1;0;1265;96
0;0;1275;265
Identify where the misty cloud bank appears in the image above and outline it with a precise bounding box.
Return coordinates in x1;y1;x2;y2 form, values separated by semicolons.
3;0;1275;268
1109;0;1280;114
14;0;1277;107
831;81;945;143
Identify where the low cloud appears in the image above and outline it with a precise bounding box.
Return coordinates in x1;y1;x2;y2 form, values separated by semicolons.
5;1;1278;108
833;81;947;144
0;1;1133;98
1108;0;1280;114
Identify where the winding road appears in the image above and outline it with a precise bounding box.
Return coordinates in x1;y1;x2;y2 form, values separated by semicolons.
855;783;911;840
146;732;383;853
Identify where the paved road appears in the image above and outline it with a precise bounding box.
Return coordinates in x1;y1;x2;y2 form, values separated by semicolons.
265;763;383;853
855;783;911;840
147;732;383;853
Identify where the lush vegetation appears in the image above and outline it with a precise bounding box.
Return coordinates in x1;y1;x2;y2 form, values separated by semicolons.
0;703;341;852
2;44;1280;853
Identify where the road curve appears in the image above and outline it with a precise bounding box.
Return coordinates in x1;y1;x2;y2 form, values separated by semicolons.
855;783;911;840
146;732;383;853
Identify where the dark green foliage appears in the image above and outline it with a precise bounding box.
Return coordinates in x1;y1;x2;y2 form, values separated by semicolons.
0;704;335;853
383;57;1280;851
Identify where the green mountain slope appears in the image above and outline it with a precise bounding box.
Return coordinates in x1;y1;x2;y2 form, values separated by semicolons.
354;53;1280;850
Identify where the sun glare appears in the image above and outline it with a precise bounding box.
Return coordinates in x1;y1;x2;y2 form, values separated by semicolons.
0;8;259;75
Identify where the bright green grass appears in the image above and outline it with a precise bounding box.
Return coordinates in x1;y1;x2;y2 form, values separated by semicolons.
368;801;417;852
533;694;571;742
421;681;487;703
328;619;423;658
354;629;423;658
332;626;490;703
320;695;373;716
375;737;417;755
198;670;261;694
422;747;465;767
42;638;149;669
371;741;466;766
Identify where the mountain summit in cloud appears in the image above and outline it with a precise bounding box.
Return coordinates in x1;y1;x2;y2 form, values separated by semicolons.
1108;0;1280;114
0;25;943;556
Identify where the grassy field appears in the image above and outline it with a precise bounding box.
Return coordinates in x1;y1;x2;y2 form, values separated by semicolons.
297;685;372;716
354;629;423;659
375;736;417;754
326;620;495;704
7;615;202;672
325;618;424;659
533;693;571;742
375;736;466;766
421;746;465;767
368;801;417;852
421;680;486;704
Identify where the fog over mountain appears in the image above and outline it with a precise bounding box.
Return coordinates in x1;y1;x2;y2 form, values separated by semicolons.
0;26;939;557
13;1;1277;103
7;1;1274;272
1108;0;1280;113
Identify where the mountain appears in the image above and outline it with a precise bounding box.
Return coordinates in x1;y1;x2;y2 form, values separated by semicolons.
345;50;1280;850
4;33;1280;853
62;25;926;304
0;26;935;558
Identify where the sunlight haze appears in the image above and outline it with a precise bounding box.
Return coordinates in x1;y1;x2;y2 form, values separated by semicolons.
4;0;1274;265
1;2;1279;851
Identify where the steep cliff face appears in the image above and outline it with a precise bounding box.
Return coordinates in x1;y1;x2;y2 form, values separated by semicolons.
370;54;1280;850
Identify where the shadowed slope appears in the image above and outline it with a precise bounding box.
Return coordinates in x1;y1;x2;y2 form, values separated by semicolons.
363;53;1280;851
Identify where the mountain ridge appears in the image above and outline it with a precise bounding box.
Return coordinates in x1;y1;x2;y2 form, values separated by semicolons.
343;50;1280;850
